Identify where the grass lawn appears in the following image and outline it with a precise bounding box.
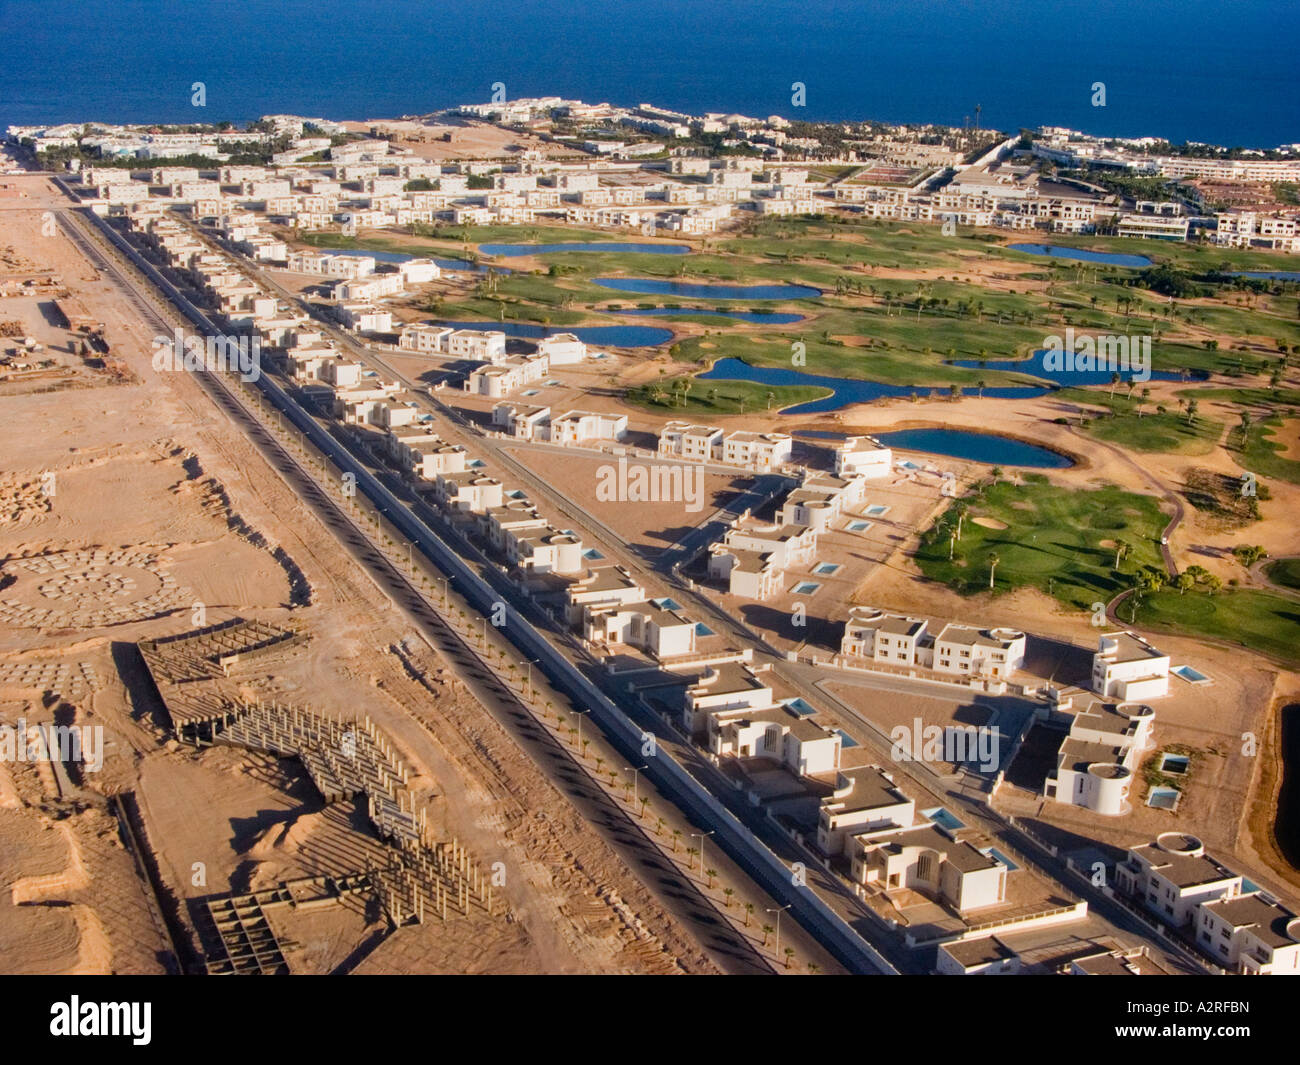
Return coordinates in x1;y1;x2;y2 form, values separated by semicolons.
1133;588;1300;668
624;377;831;416
915;477;1168;611
1266;558;1300;591
1232;416;1300;485
1082;409;1223;455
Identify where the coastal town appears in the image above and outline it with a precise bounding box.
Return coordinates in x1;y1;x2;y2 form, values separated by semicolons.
1;90;1299;990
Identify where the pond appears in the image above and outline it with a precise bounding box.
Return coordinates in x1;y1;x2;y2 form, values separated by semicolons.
696;357;1050;414
949;349;1206;387
481;242;690;256
435;320;672;348
616;307;806;324
1233;271;1300;282
873;428;1074;469
1007;243;1153;268
593;278;822;300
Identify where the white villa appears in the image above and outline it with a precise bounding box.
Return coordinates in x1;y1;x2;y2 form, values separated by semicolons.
1092;631;1170;700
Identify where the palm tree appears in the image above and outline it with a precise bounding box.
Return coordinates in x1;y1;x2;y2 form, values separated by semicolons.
954;502;969;540
704;867;717;889
1186;398;1199;425
744;902;755;927
1109;371;1121;398
1113;538;1130;570
987;551;1001;590
761;923;774;947
671;829;681;852
723;887;735;907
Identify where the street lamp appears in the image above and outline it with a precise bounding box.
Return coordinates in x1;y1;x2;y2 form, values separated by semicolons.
766;904;791;957
689;830;714;873
573;708;591;752
624;764;648;806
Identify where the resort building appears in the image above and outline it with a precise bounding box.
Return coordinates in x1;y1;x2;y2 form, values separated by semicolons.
936;937;1023;976
839;608;1025;682
1092;631;1170;700
833;436;893;479
1044;702;1156;816
777;472;868;532
708;520;818;600
848;821;1008;912
707;704;843;777
816;765;917;856
1115;834;1244;928
1196;894;1300;975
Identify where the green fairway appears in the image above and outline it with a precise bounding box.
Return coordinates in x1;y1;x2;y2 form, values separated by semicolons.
1133;588;1300;668
1233;416;1300;485
915;478;1169;612
1081;409;1223;455
624;376;831;416
1265;558;1300;591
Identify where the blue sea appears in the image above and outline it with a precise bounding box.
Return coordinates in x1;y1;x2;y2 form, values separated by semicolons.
1;0;1297;147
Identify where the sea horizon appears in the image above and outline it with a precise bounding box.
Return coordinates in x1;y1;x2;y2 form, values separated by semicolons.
2;0;1297;149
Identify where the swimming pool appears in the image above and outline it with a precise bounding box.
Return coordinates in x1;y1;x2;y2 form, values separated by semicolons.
865;504;890;517
813;562;840;575
694;622;714;637
781;698;816;716
846;520;873;532
983;847;1019;871
835;729;860;749
1147;786;1180;810
1173;664;1210;684
922;806;966;831
1160;754;1190;775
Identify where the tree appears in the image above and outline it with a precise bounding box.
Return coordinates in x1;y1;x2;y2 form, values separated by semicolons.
744;902;755;927
1204;574;1223;595
1185;398;1199;425
671;829;681;852
1176;572;1196;594
761;923;774;947
987;551;1001;590
704;867;717;889
1114;538;1130;570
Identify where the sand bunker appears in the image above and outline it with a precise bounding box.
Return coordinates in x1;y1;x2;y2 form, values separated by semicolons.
971;516;1009;530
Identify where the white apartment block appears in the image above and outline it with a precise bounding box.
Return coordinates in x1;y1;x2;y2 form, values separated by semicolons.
1196;894;1300;975
708;704;842;777
331;273;404;302
491;402;552;440
584;598;698;659
817;765;916;856
720;430;793;472
398;323;454;354
840;607;1026;682
446;328;507;361
678;660;773;736
1044;701;1156;816
284;250;376;278
778;472;868;532
1116;834;1244;928
849;821;1007;912
546;410;628;446
464;353;549;398
834;437;893;479
1092;631;1170;700
535;332;586;365
708;519;817;601
657;421;724;463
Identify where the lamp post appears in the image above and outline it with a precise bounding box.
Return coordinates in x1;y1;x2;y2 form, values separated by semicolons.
689;830;714;874
766;904;791;958
624;764;648;807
